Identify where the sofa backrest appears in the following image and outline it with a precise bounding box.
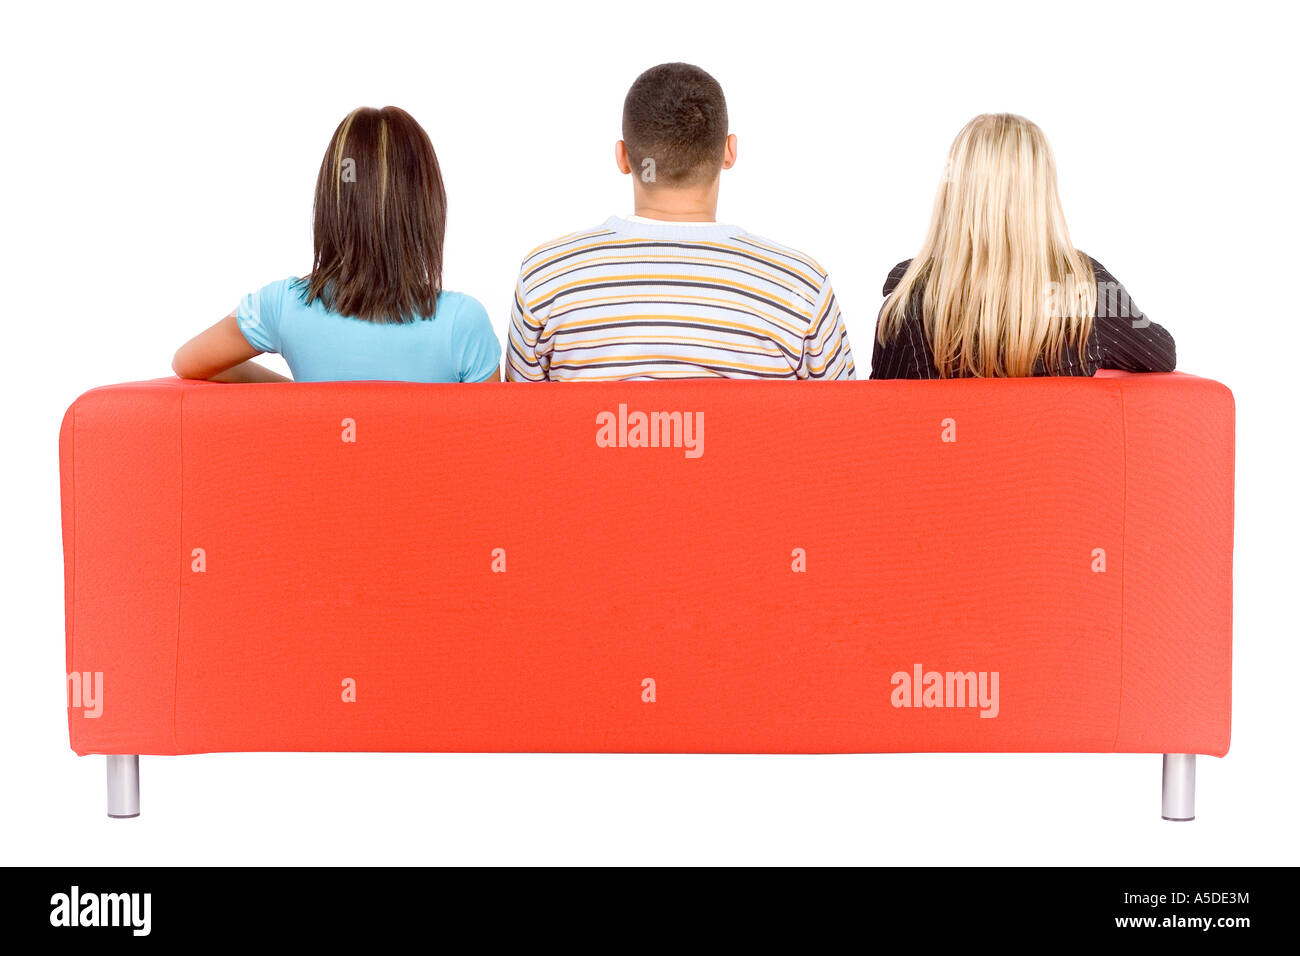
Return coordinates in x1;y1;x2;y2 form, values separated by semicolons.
60;373;1234;756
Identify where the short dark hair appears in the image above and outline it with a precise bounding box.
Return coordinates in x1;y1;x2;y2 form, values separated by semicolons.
308;106;447;323
621;63;728;187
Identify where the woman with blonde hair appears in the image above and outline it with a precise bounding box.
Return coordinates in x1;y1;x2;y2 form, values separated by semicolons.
873;113;1174;378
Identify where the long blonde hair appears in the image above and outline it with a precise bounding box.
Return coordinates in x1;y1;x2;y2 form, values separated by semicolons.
879;114;1096;377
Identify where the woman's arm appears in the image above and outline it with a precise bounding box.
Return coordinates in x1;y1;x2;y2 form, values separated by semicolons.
1090;260;1176;373
173;313;291;382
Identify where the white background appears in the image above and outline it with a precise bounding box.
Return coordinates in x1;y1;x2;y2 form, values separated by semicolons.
2;0;1297;865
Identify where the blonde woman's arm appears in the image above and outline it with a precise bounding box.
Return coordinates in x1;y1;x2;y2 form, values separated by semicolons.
1089;259;1176;373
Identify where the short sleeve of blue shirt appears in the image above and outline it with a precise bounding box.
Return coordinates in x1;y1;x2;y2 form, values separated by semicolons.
236;277;295;354
451;295;503;382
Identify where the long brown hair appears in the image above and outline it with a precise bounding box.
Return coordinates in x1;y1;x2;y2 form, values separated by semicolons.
306;106;447;323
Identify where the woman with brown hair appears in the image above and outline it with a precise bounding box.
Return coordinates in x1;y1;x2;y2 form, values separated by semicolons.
173;106;500;383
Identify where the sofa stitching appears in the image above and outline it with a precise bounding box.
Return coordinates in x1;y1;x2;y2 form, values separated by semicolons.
1111;379;1127;753
172;389;184;751
67;403;78;749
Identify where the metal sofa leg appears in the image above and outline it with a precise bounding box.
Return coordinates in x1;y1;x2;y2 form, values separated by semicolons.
1161;753;1195;821
106;755;140;819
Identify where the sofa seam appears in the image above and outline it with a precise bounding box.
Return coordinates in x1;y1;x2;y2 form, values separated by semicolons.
172;389;184;751
67;403;78;750
1111;380;1127;753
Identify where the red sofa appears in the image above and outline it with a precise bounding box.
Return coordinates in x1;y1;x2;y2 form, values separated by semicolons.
60;372;1234;819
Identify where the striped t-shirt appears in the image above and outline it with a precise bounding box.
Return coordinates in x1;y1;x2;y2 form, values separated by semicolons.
505;216;856;381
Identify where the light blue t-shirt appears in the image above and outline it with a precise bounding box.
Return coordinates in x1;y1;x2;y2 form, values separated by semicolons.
236;277;501;383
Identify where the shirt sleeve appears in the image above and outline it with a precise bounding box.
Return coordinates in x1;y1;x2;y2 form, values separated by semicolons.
871;313;938;380
235;278;292;354
869;309;895;379
451;295;503;382
872;259;939;379
1090;259;1176;373
505;269;549;382
799;276;856;380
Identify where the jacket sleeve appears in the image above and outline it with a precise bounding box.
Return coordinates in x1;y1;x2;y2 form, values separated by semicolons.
1090;258;1176;373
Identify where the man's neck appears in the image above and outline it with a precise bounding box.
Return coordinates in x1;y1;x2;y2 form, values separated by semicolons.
631;185;719;222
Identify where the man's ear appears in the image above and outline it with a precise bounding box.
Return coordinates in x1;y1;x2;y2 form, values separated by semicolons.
722;133;738;170
615;140;632;175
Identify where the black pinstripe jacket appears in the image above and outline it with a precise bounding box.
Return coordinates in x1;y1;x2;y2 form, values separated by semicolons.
870;256;1177;378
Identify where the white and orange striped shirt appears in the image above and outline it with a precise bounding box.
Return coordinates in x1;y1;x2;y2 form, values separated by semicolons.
505;217;856;381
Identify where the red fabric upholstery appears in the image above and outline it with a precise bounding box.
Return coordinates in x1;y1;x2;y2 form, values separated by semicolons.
60;373;1233;756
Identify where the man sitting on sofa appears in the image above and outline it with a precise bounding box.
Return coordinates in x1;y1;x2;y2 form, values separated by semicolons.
505;62;856;382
